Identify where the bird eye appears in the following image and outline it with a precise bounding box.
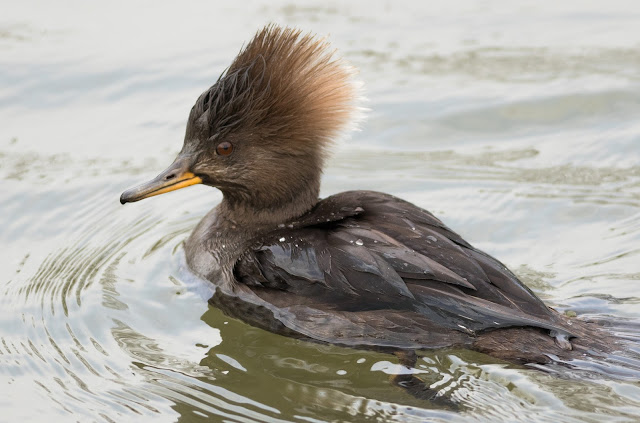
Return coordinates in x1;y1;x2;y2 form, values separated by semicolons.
216;141;233;156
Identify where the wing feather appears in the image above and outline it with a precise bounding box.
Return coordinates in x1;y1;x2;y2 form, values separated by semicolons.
233;190;573;347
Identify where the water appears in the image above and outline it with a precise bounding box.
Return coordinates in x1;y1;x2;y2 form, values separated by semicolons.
2;1;640;421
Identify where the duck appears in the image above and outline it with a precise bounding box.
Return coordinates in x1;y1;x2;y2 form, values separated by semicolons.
120;24;618;395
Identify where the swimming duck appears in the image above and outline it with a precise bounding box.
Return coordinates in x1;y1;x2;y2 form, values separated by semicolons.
121;25;614;379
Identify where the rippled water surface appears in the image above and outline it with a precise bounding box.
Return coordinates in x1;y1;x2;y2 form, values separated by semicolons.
2;1;640;422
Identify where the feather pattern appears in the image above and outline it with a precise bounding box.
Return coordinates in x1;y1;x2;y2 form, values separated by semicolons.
229;191;572;350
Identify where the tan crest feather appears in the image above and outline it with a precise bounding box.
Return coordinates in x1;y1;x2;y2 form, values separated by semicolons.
194;24;363;154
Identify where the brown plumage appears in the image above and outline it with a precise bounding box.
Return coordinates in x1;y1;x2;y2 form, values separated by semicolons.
189;24;361;157
120;25;629;400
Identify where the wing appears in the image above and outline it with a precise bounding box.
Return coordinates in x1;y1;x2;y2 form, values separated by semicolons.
233;191;571;349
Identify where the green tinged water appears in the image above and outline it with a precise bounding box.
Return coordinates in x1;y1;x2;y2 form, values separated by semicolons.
1;1;639;422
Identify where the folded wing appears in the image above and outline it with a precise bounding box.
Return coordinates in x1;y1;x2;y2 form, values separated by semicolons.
233;191;571;349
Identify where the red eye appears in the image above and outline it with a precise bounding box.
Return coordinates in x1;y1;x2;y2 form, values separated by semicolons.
216;141;233;156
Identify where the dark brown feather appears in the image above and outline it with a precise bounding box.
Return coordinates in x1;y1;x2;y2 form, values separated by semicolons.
231;191;575;352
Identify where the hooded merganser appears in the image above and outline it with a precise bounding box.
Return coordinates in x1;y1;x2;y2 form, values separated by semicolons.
120;25;616;377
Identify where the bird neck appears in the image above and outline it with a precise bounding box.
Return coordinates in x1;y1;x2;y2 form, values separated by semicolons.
218;173;321;229
184;161;321;289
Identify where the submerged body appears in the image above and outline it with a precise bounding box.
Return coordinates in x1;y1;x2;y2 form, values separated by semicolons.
121;25;617;369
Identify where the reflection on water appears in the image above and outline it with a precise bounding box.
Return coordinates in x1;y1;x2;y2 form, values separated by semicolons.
1;1;640;422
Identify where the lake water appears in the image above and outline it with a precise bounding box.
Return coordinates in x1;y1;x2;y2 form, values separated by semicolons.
1;1;640;422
